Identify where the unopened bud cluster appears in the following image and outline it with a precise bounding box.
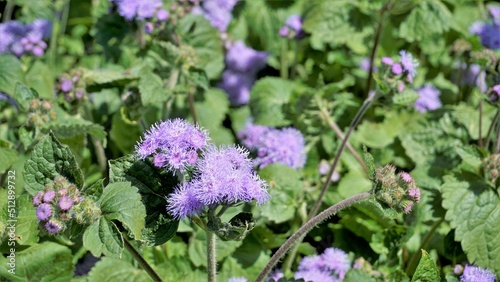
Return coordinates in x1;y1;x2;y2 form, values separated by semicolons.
58;69;86;102
483;154;500;187
27;99;57;127
379;50;419;94
373;165;420;214
32;175;99;235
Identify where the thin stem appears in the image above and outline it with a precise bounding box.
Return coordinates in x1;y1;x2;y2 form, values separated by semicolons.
405;218;444;276
280;39;289;80
3;0;15;23
123;236;163;282
60;0;70;37
485;107;500;150
256;191;372;282
187;86;198;124
318;106;369;174
308;93;378;220
206;230;217;282
479;100;483;148
83;105;107;176
494;121;500;154
364;6;386;99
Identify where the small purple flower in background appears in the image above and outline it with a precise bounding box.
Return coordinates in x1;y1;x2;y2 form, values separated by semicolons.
399;50;419;82
469;7;500;50
193;0;239;32
414;84;442;113
45;220;62;234
111;0;162;20
279;14;304;39
294;247;351;282
156;9;169;21
218;70;254;105
488;4;500;24
36;203;52;221
58;196;74;211
61;79;73;93
391;63;403;75
145;22;154;34
403;201;414;214
43;190;56;203
460;265;496;282
267;269;284;282
219;41;267;106
135;119;209;173
225;41;268;74
407;188;421;203
318;161;340;183
0;19;51;57
359;57;377;72
381;57;394;66
294;271;335;282
239;123;306;169
490;84;500;101
33;191;44;206
454;264;464;275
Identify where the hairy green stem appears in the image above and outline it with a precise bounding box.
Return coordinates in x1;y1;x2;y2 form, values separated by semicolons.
187;86;198;124
123;236;163;282
3;0;15;23
405;218;444;276
485;107;500;150
280;40;289;80
207;230;217;282
364;4;387;99
256;191;372;282
308;93;378;220
479;100;483;148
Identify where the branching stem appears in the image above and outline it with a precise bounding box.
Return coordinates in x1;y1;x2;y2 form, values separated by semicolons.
256;191;372;282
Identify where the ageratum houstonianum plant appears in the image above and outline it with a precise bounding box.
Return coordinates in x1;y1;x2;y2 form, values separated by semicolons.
135;118;269;282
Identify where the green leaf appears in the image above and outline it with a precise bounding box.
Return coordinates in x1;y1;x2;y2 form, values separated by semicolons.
83;217;124;258
84;68;138;86
399;0;453;42
243;0;282;54
88;257;151;282
98;182;146;240
337;170;372;199
0;54;23;95
24;61;54;99
411;250;440;282
195;88;232;144
250;77;295;127
23;133;84;195
109;155;179;246
0;147;18;174
110;111;141;154
138;66;171;106
451;103;495;140
178;15;224;79
393;88;419;106
0;242;73;282
344;269;378;282
258;164;302;224
441;175;500;274
456;146;482;173
13;194;39;245
13;83;38;111
48;116;107;146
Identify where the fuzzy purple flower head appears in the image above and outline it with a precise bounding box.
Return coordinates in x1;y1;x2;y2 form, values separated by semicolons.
279;14;304;38
43;190;56;203
460;265;496;282
0;19;51;57
167;145;269;219
225;41;268;74
294;247;351;282
58;196;74;211
399;50;419;82
135;119;209;173
33;191;44;206
111;0;162;20
36;203;52;221
240;125;307;170
45;220;62;234
193;0;238;32
414;84;442;113
218;70;254;106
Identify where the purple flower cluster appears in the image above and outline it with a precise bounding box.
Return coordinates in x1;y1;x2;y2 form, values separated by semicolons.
58;72;87;102
192;0;238;32
318;160;340;182
218;41;268;105
294;247;351;282
167;145;269;219
381;50;419;83
32;175;82;234
460;265;496;282
135;119;209;173
110;0;163;20
238;123;306;169
414;84;442;113
279;15;304;39
0;19;51;57
469;5;500;50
